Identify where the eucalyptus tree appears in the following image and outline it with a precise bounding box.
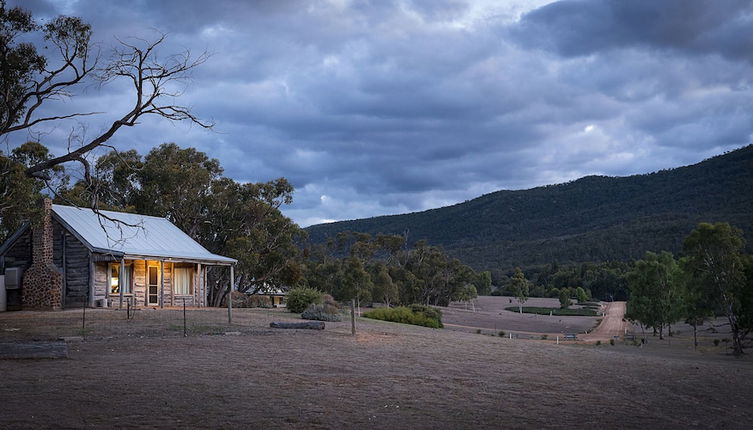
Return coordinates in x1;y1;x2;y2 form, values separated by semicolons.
683;223;751;355
625;251;684;340
509;267;530;313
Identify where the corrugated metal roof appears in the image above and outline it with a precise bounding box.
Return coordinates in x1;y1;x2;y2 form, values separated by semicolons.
52;205;236;264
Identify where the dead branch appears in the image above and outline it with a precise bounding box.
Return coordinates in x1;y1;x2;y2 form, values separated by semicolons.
24;33;213;182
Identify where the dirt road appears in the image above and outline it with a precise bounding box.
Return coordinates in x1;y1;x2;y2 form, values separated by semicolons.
582;301;627;342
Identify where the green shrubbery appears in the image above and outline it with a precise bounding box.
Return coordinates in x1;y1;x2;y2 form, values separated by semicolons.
301;294;341;321
287;287;324;313
363;305;443;328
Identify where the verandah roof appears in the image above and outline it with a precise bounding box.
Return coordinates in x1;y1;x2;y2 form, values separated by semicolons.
52;204;236;265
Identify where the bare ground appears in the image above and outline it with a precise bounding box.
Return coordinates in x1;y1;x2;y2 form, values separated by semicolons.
1;307;752;429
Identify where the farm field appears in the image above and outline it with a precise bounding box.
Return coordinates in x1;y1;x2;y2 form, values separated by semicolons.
1;307;752;429
442;296;602;337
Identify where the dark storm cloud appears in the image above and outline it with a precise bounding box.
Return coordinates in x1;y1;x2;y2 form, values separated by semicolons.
5;0;753;226
515;0;753;61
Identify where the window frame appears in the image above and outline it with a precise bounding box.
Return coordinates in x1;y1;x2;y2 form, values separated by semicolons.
109;262;133;295
173;266;194;296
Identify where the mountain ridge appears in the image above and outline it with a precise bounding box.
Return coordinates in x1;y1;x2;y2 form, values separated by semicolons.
306;146;753;270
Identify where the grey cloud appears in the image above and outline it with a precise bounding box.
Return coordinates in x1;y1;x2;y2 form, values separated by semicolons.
514;0;753;62
5;0;753;226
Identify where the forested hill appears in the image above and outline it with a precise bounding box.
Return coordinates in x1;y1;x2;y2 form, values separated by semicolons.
305;145;753;271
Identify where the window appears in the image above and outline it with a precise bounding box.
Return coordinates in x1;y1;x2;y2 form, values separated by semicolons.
173;267;193;295
110;263;132;294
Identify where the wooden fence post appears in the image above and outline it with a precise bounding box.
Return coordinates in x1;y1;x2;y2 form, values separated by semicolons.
350;299;356;336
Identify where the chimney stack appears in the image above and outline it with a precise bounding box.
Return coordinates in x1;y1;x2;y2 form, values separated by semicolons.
22;198;63;310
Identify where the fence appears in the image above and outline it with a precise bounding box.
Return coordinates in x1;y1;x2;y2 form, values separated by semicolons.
0;299;297;341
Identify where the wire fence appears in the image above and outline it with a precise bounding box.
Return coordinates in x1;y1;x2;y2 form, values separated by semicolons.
0;300;298;342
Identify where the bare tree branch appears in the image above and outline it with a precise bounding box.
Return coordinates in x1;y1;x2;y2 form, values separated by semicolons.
24;33;213;185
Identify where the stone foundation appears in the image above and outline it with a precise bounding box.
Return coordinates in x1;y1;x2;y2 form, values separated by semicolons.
21;199;63;310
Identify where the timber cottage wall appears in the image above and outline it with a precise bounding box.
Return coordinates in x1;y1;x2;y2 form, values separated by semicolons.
94;260;181;307
2;221;89;308
53;221;89;307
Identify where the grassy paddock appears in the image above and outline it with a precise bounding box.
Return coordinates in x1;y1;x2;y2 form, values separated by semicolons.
504;306;598;317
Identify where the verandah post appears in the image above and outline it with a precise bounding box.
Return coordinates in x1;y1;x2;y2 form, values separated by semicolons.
119;258;125;309
160;260;165;309
228;264;234;324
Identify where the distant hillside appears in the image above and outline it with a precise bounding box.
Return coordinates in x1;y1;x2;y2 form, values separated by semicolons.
306;145;753;270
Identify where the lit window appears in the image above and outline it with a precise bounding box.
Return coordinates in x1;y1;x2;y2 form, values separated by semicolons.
174;267;193;295
111;263;131;294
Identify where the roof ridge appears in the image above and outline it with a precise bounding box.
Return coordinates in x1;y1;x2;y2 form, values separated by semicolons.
52;204;169;221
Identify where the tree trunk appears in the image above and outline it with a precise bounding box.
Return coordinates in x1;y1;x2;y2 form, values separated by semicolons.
692;321;698;349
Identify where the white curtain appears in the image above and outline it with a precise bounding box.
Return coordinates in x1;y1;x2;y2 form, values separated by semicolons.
122;265;131;294
174;267;192;295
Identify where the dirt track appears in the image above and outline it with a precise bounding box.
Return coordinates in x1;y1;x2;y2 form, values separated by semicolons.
1;307;752;429
583;301;627;342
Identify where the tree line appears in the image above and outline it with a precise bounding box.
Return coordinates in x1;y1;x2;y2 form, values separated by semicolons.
625;223;753;355
302;231;490;307
2;141;487;309
491;260;629;302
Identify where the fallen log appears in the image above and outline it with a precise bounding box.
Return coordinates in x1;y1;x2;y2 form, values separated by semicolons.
270;321;325;330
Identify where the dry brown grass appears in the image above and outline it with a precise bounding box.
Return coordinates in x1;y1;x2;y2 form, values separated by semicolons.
1;307;752;429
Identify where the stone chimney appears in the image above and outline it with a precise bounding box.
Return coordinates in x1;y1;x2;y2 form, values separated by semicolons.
22;198;63;310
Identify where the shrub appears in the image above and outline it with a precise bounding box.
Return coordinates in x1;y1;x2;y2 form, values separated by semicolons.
713;339;720;346
609;338;615;346
287;287;324;313
541;334;548;340
476;329;482;334
301;303;342;322
498;330;506;337
231;292;272;308
596;340;602;346
363;306;443;328
408;304;442;322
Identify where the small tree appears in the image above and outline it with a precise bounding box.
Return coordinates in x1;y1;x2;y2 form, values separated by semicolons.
559;289;571;309
286;287;323;313
509;267;529;313
372;264;398;307
575;287;588;303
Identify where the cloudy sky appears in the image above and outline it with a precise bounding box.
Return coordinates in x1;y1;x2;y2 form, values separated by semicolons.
7;0;753;226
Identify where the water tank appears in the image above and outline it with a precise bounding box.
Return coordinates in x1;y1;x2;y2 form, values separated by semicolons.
5;267;23;289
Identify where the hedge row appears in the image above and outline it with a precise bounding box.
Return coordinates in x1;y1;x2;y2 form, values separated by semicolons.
363;305;443;328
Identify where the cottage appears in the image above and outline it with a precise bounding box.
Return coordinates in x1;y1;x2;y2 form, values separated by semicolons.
0;199;236;310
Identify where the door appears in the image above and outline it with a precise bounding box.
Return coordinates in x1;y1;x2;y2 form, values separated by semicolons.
147;266;159;306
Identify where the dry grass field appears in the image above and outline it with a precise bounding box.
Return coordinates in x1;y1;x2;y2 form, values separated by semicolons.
442;296;602;337
1;307;752;429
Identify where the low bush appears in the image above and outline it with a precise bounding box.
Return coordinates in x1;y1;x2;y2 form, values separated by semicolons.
408;304;442;322
363;305;443;328
713;339;720;346
498;330;506;337
287;287;324;313
609;338;615;346
596;340;602;346
301;303;342;322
